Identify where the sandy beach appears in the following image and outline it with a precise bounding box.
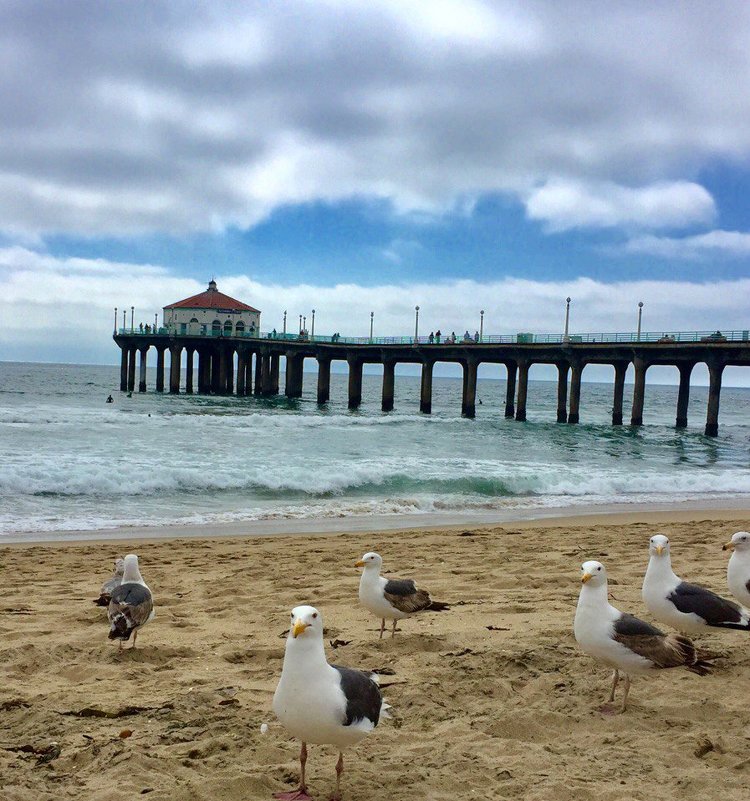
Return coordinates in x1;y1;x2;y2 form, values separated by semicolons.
2;510;750;801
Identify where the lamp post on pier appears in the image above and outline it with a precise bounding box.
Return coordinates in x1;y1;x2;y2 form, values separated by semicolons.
298;314;302;333
114;307;118;334
302;315;306;334
130;306;134;333
480;309;484;342
154;313;158;332
311;309;315;338
563;297;571;342
122;309;126;329
370;311;374;342
283;310;287;335
637;301;644;341
414;305;420;343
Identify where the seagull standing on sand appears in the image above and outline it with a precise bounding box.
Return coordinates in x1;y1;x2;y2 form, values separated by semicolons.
642;534;750;633
356;552;449;638
107;554;154;649
273;605;386;801
574;560;711;711
93;557;125;606
723;531;750;608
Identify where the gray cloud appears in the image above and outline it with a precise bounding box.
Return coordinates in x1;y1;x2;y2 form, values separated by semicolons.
2;1;750;236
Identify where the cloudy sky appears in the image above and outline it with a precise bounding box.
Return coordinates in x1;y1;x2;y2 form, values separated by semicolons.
2;1;750;383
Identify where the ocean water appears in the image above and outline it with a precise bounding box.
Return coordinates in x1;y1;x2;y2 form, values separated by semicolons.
1;360;749;537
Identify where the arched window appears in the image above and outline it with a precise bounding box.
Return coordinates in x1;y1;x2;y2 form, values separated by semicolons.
212;319;221;335
223;320;233;335
235;321;245;334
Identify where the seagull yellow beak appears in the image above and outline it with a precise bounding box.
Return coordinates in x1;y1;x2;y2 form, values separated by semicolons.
292;619;309;638
581;573;592;583
355;560;366;567
655;545;665;555
723;541;736;551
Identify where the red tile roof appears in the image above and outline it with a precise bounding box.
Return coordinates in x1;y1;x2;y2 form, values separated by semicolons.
164;281;260;313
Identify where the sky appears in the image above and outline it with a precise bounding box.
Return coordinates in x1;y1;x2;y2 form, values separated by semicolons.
1;1;750;385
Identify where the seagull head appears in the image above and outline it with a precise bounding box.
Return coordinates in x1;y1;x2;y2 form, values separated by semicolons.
580;560;607;587
114;557;125;576
121;554;143;583
723;531;750;552
355;552;383;570
649;534;670;557
289;605;323;640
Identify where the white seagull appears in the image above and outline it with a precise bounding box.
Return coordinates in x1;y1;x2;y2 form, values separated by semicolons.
355;552;449;638
642;534;750;633
574;560;711;712
723;531;750;608
107;554;155;649
273;605;387;801
93;557;125;606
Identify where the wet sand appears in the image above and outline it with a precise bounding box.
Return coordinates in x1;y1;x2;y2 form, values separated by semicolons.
2;511;750;800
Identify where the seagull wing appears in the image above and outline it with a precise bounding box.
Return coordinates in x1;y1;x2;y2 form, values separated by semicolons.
669;582;748;629
612;613;697;668
383;578;432;614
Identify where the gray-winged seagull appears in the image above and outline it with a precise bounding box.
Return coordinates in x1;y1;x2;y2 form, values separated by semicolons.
107;554;154;649
723;531;750;608
94;557;125;606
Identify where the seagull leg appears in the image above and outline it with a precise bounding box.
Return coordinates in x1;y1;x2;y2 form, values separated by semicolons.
621;675;631;712
131;630;138;649
118;640;123;652
379;619;385;639
274;741;312;801
331;751;344;801
608;669;619;702
391;619;397;637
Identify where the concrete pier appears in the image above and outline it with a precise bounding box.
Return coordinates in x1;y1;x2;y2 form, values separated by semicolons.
114;332;748;434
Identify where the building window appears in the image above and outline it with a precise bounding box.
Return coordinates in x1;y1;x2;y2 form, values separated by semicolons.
223;320;233;335
235;321;245;334
212;320;221;334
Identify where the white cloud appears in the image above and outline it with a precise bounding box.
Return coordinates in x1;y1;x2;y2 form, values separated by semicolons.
2;248;749;375
625;229;750;259
1;1;749;236
525;180;716;231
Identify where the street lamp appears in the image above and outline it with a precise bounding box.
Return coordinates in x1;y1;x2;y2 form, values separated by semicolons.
480;309;484;342
154;313;158;332
114;307;118;334
311;309;315;338
303;315;307;333
414;305;420;342
563;297;571;342
370;311;374;341
283;310;287;335
637;301;644;341
299;314;302;333
122;309;126;329
130;306;135;333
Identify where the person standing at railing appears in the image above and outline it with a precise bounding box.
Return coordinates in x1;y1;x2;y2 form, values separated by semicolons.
435;329;441;343
428;331;434;344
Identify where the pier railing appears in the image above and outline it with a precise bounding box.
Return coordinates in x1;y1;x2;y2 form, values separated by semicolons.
116;327;750;345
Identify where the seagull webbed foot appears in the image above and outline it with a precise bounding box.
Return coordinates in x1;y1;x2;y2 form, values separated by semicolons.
273;790;312;801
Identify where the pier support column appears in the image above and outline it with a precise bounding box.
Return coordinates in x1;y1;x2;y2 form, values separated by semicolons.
382;360;395;412
197;349;209;394
169;345;181;394
348;358;363;410
127;347;137;392
705;362;724;437
226;348;235;395
676;362;694;428
218;347;229;394
156;347;166;393
568;362;583;424
612;361;628;425
236;350;247;396
138;347;148;393
261;351;275;395
556;363;569;423
462;360;478;418
270;354;280;395
119;347;128;391
254;353;263;395
185;348;194;394
515;360;529;421
420;360;434;414
317;357;331;404
630;358;648;426
211;351;221;394
285;353;303;398
504;362;516;418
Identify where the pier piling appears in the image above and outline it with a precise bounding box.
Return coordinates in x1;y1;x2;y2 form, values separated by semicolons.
317;357;331;404
630;358;647;425
612;361;628;425
348;358;363;410
705;362;724;437
504;362;516;418
556;363;569;423
568;362;583;424
676;363;693;428
515;360;529;422
381;360;395;412
420;360;434;414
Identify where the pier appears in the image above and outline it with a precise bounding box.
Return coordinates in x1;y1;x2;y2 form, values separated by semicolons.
113;328;750;436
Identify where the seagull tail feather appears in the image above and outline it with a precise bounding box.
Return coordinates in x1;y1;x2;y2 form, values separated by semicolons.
108;613;133;641
428;600;450;611
670;634;713;676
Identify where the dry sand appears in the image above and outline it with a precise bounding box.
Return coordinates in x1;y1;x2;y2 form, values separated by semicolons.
2;511;750;801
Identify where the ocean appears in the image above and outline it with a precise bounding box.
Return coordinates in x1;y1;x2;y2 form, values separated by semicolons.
1;360;749;539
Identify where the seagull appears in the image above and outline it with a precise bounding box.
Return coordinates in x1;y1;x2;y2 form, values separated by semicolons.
107;554;155;649
723;531;750;608
574;560;711;712
642;534;750;633
273;605;387;801
355;551;449;638
93;557;125;606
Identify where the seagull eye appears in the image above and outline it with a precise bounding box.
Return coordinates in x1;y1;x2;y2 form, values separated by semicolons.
597;566;601;571
312;613;318;619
